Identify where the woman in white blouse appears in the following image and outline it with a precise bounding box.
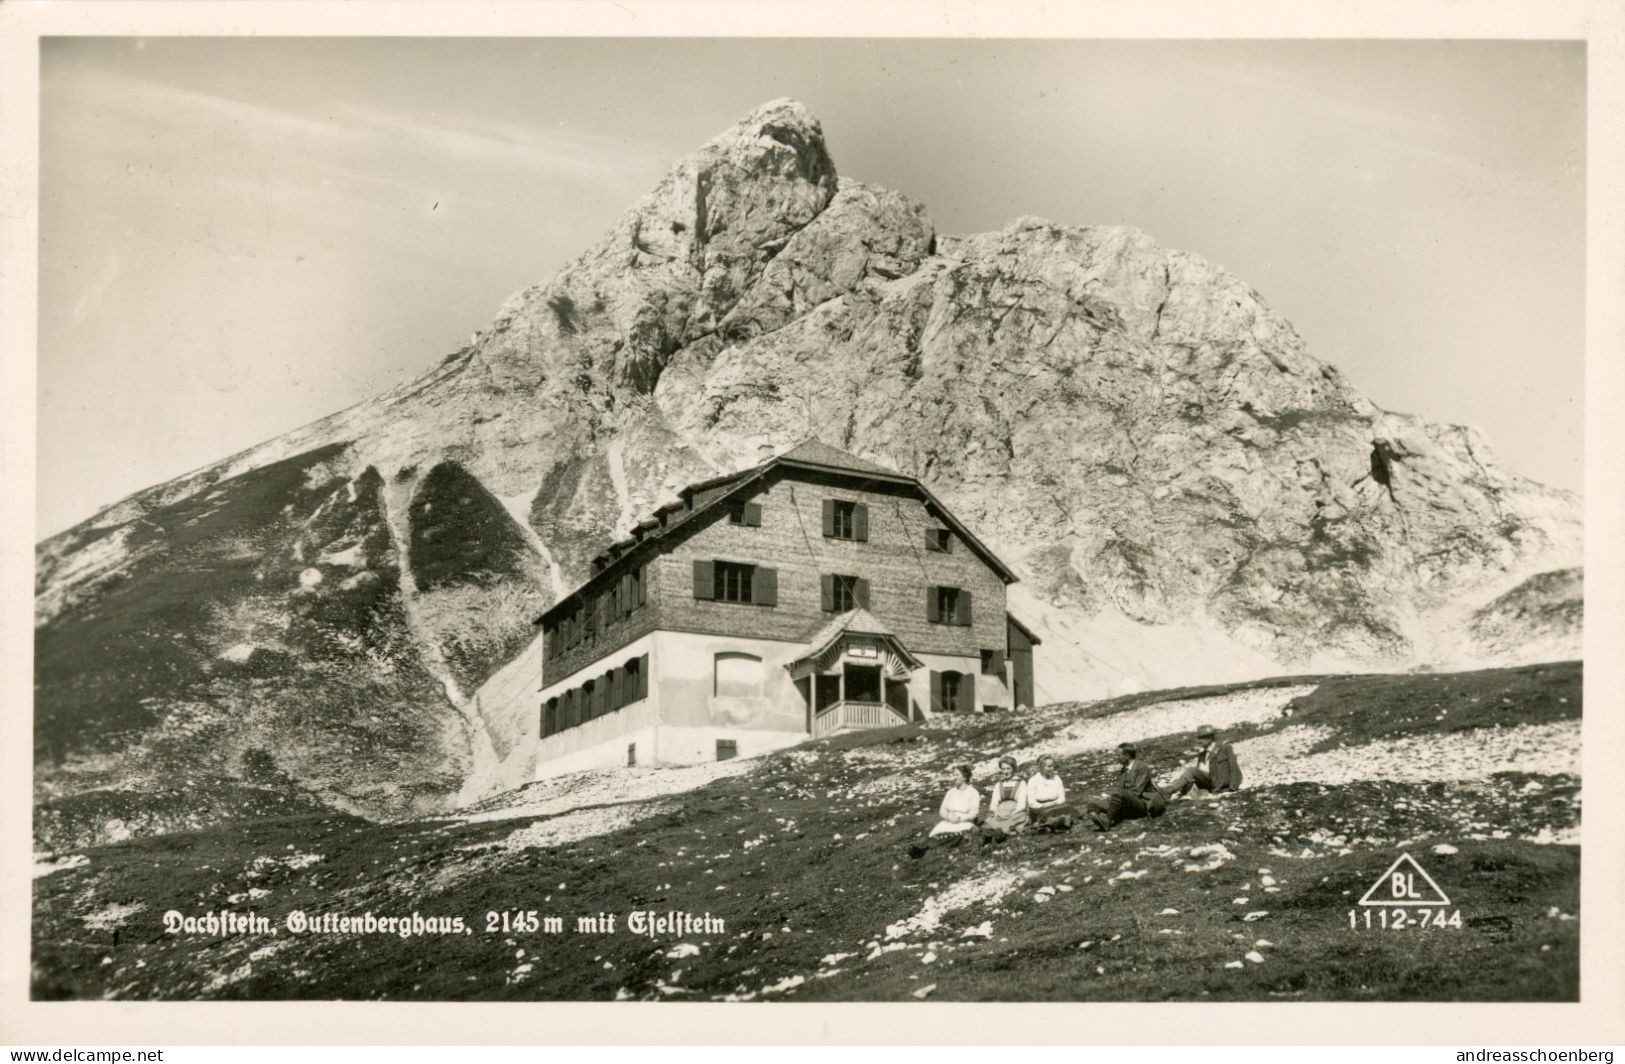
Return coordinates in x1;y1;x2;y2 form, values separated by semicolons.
909;764;981;857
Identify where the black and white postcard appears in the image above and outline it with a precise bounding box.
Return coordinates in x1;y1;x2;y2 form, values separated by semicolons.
3;0;1622;1049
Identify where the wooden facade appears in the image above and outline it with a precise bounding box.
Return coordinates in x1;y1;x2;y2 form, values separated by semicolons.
531;440;1040;774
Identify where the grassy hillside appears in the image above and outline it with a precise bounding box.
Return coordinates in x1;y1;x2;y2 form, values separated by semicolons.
31;662;1580;1002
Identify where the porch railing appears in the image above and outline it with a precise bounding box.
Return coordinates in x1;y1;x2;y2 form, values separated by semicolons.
813;700;910;738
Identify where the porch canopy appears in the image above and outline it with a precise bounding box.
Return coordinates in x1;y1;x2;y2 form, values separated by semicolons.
785;607;922;682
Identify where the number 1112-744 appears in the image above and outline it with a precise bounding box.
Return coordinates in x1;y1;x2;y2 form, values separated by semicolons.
1349;908;1464;930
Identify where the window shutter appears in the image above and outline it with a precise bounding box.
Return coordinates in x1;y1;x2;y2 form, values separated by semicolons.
635;564;647;607
853;503;869;542
958;673;976;713
930;671;944;714
926;587;941;622
743;502;762;527
693;559;715;599
821;574;835;612
562;690;573;729
925;530;939;552
855;577;871;610
957;589;974;627
638;652;650;700
822;498;836;537
608;667;622;711
755;567;777;606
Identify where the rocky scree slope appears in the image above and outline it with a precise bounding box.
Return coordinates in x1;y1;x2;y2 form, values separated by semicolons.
33;99;1581;845
31;662;1581;1002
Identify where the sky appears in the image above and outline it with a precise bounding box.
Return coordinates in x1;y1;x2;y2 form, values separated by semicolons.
37;38;1585;537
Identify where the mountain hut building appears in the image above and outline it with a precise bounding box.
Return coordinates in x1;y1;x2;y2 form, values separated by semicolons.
531;441;1039;778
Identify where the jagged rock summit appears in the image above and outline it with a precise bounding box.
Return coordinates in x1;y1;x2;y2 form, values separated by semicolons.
34;99;1581;847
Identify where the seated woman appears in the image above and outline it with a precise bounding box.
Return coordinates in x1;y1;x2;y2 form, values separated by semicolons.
980;756;1029;844
909;764;981;858
1024;755;1076;832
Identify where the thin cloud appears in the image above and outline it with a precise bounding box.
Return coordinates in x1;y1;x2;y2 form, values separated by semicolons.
328;99;654;178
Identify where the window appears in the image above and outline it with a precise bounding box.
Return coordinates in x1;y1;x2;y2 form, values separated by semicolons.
814;673;841;713
624;655;645;702
821;573;870;612
980;649;1004;676
714;652;764;698
932;670;974;713
925;528;952;553
581;678;596;720
927;586;973;626
626;566;643;613
716;739;739;761
728;501;762;527
716;562;754;603
543;697;558;737
822;499;869;541
844;663;881;703
692;560;777;605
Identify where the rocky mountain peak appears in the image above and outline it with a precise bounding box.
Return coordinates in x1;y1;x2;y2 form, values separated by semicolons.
33;100;1582;848
476;96;840;395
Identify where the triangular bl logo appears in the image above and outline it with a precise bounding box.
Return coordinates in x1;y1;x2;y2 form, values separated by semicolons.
1359;852;1451;906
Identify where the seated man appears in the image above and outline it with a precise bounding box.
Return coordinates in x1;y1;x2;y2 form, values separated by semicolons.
1024;755;1076;832
1085;742;1167;831
909;763;981;858
1166;724;1243;798
980;756;1028;844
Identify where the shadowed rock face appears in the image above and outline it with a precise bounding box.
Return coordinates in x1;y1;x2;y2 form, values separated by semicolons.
33;98;1581;844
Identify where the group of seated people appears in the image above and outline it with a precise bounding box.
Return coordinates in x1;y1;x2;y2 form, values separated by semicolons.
908;724;1242;858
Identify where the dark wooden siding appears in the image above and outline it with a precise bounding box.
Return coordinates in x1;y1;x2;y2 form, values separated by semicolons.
650;468;1008;658
542;466;1013;688
542;561;657;687
1007;616;1038;709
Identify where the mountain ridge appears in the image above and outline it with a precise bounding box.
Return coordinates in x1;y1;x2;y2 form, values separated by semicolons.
33;98;1582;847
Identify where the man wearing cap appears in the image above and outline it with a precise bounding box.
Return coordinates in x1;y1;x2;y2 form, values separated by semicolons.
1085;742;1167;831
1167;724;1243;798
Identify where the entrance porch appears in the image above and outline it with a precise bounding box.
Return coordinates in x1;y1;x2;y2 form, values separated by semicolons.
787;608;921;738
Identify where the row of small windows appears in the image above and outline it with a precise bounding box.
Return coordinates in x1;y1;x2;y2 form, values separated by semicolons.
729;494;956;554
548;499;961;660
692;559;972;625
548;565;647;660
541;652;649;738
